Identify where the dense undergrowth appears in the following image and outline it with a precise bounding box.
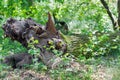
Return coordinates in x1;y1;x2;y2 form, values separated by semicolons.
0;0;120;80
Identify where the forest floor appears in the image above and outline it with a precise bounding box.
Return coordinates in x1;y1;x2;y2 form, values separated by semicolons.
1;35;120;80
1;56;120;80
91;55;120;80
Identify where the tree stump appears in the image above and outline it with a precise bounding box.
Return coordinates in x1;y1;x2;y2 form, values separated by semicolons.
2;12;67;69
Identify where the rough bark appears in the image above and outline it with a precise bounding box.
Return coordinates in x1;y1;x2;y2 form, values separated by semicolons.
2;12;67;69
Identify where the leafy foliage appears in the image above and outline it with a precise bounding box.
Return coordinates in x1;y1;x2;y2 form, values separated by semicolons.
70;31;120;58
0;0;120;79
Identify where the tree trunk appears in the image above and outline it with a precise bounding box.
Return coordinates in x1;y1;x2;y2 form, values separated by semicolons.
100;0;116;30
118;0;120;26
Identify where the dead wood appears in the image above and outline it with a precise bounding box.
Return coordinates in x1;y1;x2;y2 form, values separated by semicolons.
2;12;67;69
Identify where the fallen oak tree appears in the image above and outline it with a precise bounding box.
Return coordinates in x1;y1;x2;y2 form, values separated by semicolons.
2;12;67;69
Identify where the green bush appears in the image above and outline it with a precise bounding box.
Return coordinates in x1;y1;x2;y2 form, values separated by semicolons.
70;31;120;58
0;0;119;60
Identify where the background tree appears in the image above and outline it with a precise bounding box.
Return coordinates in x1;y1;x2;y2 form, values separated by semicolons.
100;0;120;30
117;0;120;26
